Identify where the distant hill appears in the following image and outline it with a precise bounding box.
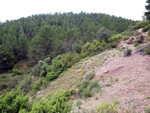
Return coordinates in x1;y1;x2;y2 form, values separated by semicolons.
0;12;136;72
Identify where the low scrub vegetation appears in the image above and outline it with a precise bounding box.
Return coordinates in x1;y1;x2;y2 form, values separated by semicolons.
0;88;74;113
85;70;95;80
11;67;22;77
123;48;132;56
0;87;29;113
145;44;150;55
96;101;119;113
78;77;100;98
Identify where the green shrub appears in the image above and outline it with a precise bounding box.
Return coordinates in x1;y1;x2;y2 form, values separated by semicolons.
46;55;65;81
142;24;150;32
32;57;50;76
148;30;150;37
19;109;28;113
145;44;150;54
32;77;47;91
85;71;95;80
46;72;58;81
46;53;81;81
32;81;42;91
61;52;81;68
72;42;83;53
78;80;90;90
123;48;132;56
108;34;122;43
78;88;93;98
123;36;129;41
30;89;73;113
0;88;29;113
78;80;91;98
89;81;99;90
134;42;140;47
80;40;104;58
40;77;47;88
11;67;22;76
134;21;150;29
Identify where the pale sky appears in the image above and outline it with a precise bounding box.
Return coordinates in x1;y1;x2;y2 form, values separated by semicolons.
0;0;146;22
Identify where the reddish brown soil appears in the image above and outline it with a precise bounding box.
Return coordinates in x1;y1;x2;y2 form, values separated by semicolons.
93;53;150;112
72;52;150;113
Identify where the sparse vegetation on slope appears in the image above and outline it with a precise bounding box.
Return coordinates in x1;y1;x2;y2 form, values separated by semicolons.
1;5;150;112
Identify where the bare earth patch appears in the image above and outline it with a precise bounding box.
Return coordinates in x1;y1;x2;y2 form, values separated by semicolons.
73;53;150;113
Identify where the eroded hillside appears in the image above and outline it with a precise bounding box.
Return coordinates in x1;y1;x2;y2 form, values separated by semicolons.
34;27;150;113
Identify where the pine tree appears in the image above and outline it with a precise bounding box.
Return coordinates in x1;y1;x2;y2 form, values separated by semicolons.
29;25;57;63
18;33;28;59
145;0;150;20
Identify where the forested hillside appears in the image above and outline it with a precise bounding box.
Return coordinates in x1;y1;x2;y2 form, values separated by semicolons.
0;12;136;72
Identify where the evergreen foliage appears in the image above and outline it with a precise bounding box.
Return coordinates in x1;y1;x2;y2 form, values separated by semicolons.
0;88;73;113
0;88;29;113
80;40;104;58
29;89;72;113
46;52;81;81
96;27;112;42
0;12;136;72
145;0;150;20
32;57;50;77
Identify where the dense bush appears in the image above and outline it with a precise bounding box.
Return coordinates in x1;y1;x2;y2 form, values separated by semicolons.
61;52;81;68
32;77;47;91
72;41;83;53
142;24;150;32
32;57;50;76
134;21;150;29
29;89;73;113
11;67;22;76
80;40;104;58
108;34;122;43
32;81;42;91
0;88;29;113
46;55;65;81
96;27;112;42
108;34;122;48
46;52;81;81
0;88;74;113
